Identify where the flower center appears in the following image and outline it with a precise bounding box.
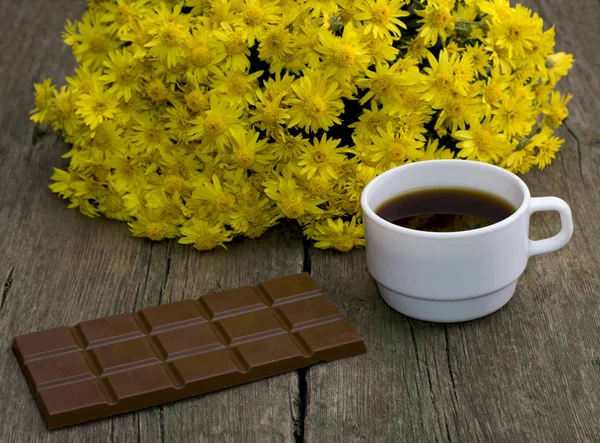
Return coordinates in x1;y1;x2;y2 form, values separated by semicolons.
485;85;502;104
334;44;356;68
334;235;354;252
92;99;107;114
371;5;390;24
186;90;209;113
229;75;249;95
244;6;265;26
160;24;183;47
372;77;394;97
215;193;235;212
508;25;522;41
116;6;132;25
303;96;326;117
105;194;124;213
191;45;213;67
388;141;406;161
434;70;454;90
55;100;74;120
146;222;167;241
226;35;247;55
430;9;452;28
474;129;493;152
164;175;184;194
282;197;305;219
146;80;168;101
204;114;227;136
90;34;108;53
195;234;217;250
310;176;330;193
312;150;327;164
235;148;255;168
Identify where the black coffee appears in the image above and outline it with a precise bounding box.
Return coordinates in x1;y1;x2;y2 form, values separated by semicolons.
376;187;516;233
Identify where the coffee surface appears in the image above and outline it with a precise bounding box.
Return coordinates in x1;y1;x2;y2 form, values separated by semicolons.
375;187;516;233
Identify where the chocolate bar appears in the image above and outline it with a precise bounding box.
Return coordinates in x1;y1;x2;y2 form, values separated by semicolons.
12;273;366;429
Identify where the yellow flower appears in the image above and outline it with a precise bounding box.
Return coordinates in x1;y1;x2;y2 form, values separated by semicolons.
185;28;226;82
464;43;490;77
545;52;574;86
131;115;171;153
213;23;251;72
73;12;120;69
297;134;346;180
179;219;233;250
100;49;141;102
421;138;454;160
316;22;370;82
435;92;482;133
76;86;120;129
237;0;282;44
419;49;458;107
129;209;180;241
188;94;244;148
369;123;425;169
249;90;290;137
30;79;57;124
264;176;324;219
416;0;456;46
355;0;409;39
145;3;189;68
342;164;377;202
229;189;279;236
31;0;575;252
258;25;296;67
269;133;308;162
357;62;405;105
489;4;538;58
192;175;237;224
287;73;344;132
402;36;431;62
453;117;507;163
311;217;365;251
98;0;149;36
211;69;263;108
349;101;393;142
527;127;564;170
228;129;273;171
542;91;572;128
491;95;533;137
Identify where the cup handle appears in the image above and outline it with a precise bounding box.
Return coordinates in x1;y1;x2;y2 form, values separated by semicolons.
528;197;574;257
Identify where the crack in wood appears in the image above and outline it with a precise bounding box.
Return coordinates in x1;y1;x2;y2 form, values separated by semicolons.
137;413;142;443
407;319;426;430
159;242;172;306
293;237;312;443
30;124;49;145
563;120;584;177
1;267;14;311
110;416;115;443
159;406;165;443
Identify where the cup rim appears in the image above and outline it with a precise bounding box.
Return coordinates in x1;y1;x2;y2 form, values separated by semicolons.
360;160;531;239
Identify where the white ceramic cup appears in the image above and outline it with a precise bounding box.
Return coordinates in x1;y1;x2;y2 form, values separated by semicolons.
361;160;573;323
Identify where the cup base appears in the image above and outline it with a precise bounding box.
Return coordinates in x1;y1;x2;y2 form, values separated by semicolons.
377;280;518;323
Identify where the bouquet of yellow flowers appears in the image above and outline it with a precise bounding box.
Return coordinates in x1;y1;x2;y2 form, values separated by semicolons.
31;0;573;251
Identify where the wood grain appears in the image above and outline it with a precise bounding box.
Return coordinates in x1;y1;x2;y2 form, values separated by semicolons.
1;0;599;442
305;1;600;441
0;1;303;442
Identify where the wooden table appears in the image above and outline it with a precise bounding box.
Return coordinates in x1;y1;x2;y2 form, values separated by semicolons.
1;1;599;441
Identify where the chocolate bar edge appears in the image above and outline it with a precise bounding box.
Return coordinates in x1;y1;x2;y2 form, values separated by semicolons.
12;273;367;429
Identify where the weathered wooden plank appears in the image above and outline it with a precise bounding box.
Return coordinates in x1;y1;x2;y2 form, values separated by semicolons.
305;136;600;442
0;1;304;442
305;0;600;440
